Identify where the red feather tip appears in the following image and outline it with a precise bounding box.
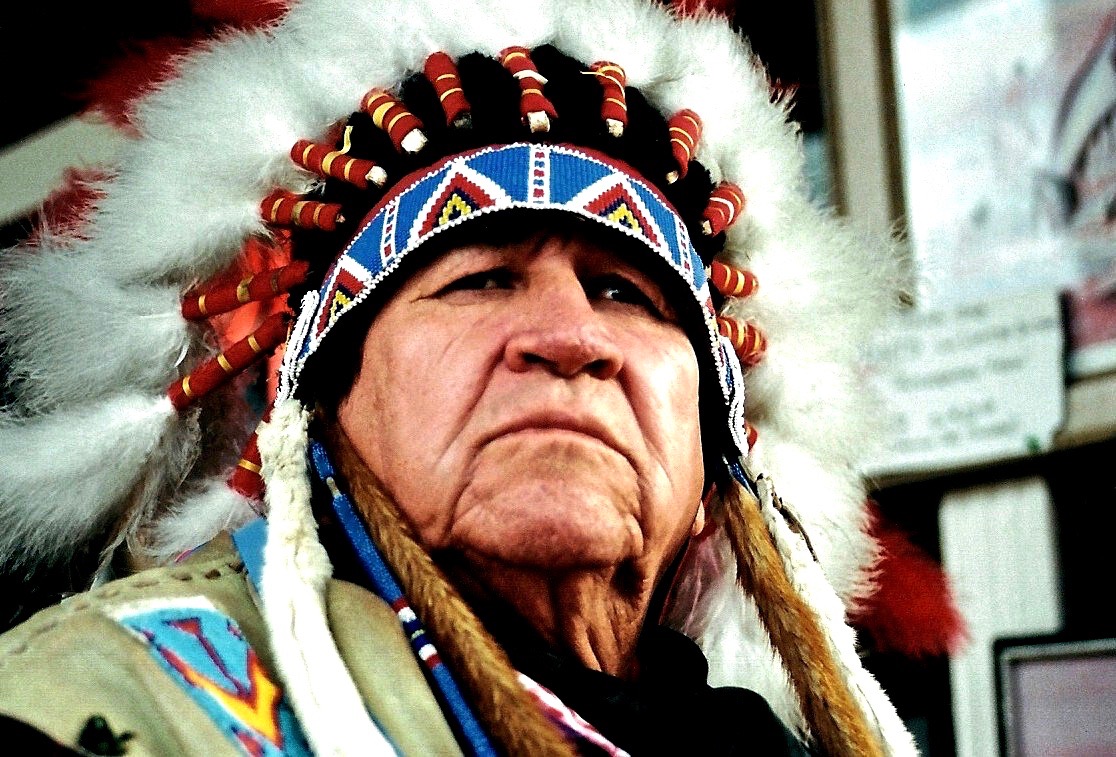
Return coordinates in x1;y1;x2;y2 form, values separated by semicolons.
79;2;288;131
852;501;970;658
189;0;289;27
25;167;111;244
80;37;199;132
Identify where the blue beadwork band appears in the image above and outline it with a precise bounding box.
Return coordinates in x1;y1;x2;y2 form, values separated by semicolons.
307;439;497;757
279;142;748;456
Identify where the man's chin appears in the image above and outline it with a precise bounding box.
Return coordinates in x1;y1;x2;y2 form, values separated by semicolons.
449;437;644;569
448;487;643;570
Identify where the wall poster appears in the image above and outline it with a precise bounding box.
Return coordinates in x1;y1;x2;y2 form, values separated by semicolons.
890;0;1116;377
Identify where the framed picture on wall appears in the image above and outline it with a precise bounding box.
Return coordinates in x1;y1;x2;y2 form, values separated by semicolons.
995;634;1116;756
888;0;1116;378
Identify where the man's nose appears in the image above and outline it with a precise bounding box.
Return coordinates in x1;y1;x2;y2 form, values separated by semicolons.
503;276;624;380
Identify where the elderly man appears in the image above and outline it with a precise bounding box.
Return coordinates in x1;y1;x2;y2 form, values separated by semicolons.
0;0;918;755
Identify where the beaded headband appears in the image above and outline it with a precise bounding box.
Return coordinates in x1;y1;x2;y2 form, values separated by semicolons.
281;142;734;414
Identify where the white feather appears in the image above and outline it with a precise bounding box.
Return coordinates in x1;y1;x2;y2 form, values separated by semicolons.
0;395;180;569
0;248;187;412
143;476;260;563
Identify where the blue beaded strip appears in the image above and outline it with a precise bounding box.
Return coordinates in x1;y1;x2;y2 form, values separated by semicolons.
308;439;496;757
725;456;759;499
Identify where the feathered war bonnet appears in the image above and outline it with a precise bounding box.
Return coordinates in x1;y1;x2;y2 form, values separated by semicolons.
0;0;917;753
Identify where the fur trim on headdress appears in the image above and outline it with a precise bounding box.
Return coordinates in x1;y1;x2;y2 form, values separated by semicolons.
749;476;917;755
665;524;804;726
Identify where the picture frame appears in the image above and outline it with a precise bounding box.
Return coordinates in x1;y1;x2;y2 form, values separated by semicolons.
994;633;1116;756
881;0;1116;378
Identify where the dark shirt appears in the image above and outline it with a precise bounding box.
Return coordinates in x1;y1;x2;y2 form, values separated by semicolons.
315;487;814;756
478;602;816;756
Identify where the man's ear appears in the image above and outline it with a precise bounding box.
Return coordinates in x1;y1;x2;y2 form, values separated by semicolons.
691;502;706;538
692;482;715;537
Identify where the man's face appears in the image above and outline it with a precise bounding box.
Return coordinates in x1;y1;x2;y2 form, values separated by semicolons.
337;226;704;583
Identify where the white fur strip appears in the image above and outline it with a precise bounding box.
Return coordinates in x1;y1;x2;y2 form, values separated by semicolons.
257;399;395;756
0;394;179;570
755;476;919;757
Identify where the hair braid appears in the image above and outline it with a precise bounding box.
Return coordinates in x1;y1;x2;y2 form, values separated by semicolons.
720;480;885;757
326;423;576;756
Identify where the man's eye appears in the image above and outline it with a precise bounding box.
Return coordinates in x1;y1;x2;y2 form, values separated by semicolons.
588;274;664;317
439;268;514;293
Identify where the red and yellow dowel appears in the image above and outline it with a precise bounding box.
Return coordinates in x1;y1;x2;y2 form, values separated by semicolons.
590;61;627;137
290;126;386;188
261;191;344;231
181;261;309;321
425;52;472;129
168;313;290;410
500;46;558;133
361;88;427;154
702;182;746;236
709;260;758;299
667;109;702;183
717;315;766;367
